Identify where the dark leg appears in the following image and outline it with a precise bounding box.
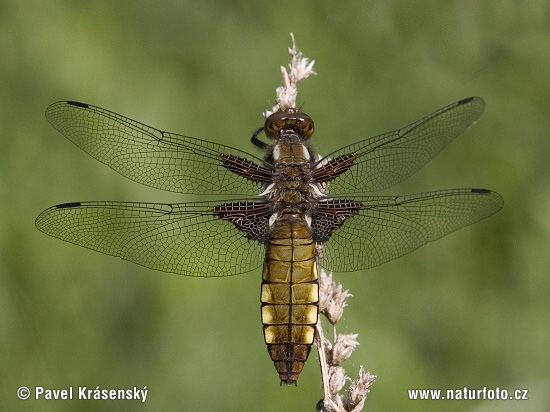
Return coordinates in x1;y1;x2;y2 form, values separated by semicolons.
250;126;268;150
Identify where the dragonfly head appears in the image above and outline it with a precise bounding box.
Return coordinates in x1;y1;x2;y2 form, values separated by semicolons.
265;108;315;140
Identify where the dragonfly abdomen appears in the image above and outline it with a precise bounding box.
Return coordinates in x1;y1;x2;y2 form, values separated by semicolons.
261;214;319;384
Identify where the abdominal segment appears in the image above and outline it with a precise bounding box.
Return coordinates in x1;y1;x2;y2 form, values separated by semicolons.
261;216;319;383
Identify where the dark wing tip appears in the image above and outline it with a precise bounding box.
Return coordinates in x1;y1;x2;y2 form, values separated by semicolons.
35;202;83;232
56;202;83;209
458;96;475;105
45;101;89;118
471;188;504;210
45;101;89;122
66;101;89;109
458;96;485;109
471;188;491;194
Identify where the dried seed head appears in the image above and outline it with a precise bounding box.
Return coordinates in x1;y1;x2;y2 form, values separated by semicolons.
321;330;333;353
326;282;353;325
328;366;348;396
318;394;346;412
318;269;335;312
264;33;316;117
332;334;360;365
345;366;377;412
319;270;353;324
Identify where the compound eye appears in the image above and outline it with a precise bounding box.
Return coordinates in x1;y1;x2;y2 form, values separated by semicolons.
264;110;314;138
297;117;315;138
265;114;286;138
293;114;314;138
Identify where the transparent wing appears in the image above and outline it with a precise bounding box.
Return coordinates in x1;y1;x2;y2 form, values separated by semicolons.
314;97;486;195
35;200;268;277
319;188;503;272
45;101;271;196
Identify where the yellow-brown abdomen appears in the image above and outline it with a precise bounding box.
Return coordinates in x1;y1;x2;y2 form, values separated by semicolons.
261;215;318;383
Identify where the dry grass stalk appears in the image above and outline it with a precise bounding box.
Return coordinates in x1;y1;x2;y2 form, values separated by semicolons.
265;33;376;411
316;270;376;412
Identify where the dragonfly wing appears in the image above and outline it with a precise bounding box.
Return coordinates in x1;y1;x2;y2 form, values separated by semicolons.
46;101;272;196
315;188;503;272
313;97;486;195
35;199;270;277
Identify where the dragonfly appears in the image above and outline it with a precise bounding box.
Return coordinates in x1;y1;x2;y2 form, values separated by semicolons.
36;97;503;383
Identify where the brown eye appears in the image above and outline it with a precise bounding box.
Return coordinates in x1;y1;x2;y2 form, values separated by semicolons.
265;119;284;138
274;119;285;132
297;115;314;138
265;110;314;138
265;113;286;138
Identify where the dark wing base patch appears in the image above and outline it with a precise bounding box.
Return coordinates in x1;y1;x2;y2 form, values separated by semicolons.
213;201;271;243
312;199;363;243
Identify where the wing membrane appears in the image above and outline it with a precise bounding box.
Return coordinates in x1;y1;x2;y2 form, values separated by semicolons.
45;101;271;196
35;200;268;277
319;188;503;272
315;97;486;195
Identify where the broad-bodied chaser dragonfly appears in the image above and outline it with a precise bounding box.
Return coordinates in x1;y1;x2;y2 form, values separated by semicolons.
36;97;502;383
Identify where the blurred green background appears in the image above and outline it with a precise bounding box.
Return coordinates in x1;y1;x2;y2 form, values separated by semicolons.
1;1;549;411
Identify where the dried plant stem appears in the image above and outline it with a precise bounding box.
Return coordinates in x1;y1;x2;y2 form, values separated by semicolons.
266;34;376;412
315;322;332;405
316;271;376;412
